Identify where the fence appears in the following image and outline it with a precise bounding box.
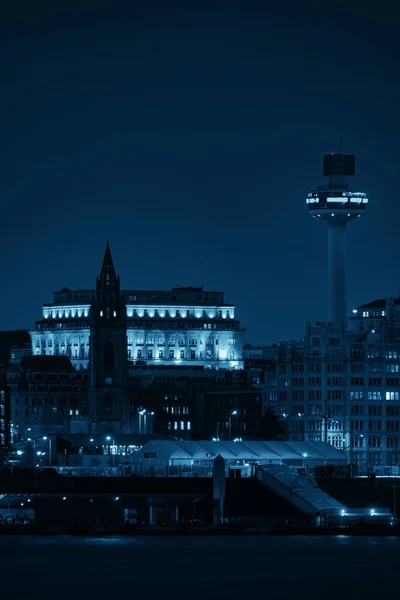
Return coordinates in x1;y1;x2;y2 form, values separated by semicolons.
50;465;255;478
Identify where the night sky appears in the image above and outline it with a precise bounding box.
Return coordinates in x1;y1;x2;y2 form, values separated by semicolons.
1;1;399;344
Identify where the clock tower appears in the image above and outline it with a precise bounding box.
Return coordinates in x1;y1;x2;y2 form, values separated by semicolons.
88;242;129;433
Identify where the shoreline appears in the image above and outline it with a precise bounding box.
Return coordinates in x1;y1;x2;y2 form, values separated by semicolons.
0;524;399;537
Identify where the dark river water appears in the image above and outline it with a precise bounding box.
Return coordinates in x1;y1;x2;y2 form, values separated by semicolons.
1;535;398;598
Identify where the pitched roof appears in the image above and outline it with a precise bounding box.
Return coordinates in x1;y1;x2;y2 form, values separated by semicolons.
0;330;30;366
132;440;347;463
355;299;385;310
19;355;75;372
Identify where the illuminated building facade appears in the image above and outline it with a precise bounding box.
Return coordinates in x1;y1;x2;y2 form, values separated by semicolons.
27;243;244;434
30;243;244;373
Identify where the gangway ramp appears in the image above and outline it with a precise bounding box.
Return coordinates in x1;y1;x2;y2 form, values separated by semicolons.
256;464;345;523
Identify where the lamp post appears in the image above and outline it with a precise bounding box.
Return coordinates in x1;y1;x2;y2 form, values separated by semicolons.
302;453;309;473
27;437;36;467
228;410;238;441
342;434;364;472
42;436;52;467
139;409;147;434
106;436;116;470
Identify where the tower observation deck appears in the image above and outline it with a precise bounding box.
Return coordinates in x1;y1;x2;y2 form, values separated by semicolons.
306;152;368;327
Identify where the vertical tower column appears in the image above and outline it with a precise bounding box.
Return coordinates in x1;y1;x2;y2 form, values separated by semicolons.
328;221;347;327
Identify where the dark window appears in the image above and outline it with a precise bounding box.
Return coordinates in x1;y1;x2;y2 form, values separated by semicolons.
103;341;115;367
104;395;113;413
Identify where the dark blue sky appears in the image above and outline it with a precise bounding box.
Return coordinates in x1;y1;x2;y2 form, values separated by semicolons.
1;2;399;344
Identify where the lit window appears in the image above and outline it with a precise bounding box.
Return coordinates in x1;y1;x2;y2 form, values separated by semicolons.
187;421;191;430
174;421;178;430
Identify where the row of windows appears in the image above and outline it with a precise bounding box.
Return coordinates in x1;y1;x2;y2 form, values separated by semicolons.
277;355;400;374
45;306;234;320
278;377;400;386
128;337;236;346
125;322;239;332
275;404;400;417
291;390;343;400
13;397;82;408
14;396;84;405
167;421;191;431
129;349;236;360
164;406;190;415
270;390;400;402
127;308;232;319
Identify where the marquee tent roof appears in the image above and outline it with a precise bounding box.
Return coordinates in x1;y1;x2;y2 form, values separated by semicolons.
133;440;346;463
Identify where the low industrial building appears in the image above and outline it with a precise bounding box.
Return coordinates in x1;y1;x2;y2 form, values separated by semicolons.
129;439;346;476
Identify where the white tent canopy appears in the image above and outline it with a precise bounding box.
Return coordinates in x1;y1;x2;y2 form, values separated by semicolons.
130;440;346;466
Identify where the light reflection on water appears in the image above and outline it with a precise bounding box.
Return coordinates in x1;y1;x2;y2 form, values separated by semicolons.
15;534;400;548
21;535;145;546
2;535;400;598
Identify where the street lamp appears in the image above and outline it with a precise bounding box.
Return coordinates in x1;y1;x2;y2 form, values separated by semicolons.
106;436;116;469
302;453;309;472
228;410;238;441
139;409;147;434
42;436;52;467
27;437;37;468
342;434;364;470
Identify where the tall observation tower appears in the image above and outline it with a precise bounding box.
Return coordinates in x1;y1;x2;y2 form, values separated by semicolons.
306;152;368;327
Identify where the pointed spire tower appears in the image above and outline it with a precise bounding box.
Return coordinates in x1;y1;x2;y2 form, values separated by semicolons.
89;241;129;433
96;241;121;317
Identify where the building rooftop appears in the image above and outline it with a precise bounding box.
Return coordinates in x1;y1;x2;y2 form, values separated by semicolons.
132;440;347;463
355;298;400;310
19;355;76;372
355;299;386;310
0;330;31;366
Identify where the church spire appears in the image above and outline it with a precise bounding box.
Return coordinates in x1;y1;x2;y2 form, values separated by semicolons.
96;241;120;312
98;240;117;289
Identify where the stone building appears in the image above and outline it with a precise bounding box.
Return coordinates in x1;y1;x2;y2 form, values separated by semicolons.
7;355;88;441
257;300;400;474
24;242;245;435
30;243;244;372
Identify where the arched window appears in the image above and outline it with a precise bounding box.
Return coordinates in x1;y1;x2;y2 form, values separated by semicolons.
103;341;115;367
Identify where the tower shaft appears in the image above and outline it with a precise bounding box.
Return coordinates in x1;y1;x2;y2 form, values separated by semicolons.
328;221;347;327
307;150;368;328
